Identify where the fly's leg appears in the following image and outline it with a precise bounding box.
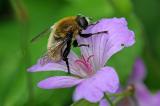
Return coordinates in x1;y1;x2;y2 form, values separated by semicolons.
62;32;72;74
63;57;70;74
73;40;89;47
79;31;108;38
63;44;71;74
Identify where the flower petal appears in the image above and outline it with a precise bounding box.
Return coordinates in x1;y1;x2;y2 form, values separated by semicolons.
135;83;152;106
27;61;67;72
151;92;160;106
135;83;160;106
73;66;119;103
38;76;83;89
27;51;83;76
129;58;146;82
77;18;135;70
99;99;109;106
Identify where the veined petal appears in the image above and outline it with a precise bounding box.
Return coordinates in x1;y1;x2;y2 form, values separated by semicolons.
73;66;119;103
27;51;84;76
38;76;83;89
77;18;135;70
27;61;67;72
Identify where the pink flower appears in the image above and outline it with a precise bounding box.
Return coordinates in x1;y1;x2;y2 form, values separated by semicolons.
128;58;160;106
100;58;160;106
28;18;135;103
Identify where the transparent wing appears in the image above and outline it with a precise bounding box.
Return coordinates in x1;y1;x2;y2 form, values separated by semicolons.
48;40;66;59
31;27;51;43
40;40;67;65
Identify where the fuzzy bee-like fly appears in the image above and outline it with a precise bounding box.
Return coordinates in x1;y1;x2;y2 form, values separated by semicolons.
31;15;108;74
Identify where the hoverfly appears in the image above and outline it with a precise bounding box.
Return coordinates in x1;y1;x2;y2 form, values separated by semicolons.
31;15;108;74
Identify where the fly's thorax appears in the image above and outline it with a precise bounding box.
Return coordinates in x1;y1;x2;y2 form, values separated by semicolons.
54;25;80;38
53;16;81;38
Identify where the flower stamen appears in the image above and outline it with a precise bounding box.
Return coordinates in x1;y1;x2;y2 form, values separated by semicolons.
87;55;94;62
75;55;94;76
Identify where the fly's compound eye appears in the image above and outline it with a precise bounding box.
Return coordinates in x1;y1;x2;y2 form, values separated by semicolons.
76;16;89;29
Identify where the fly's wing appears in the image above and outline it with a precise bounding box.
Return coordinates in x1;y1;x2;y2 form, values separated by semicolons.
48;40;66;61
39;40;67;65
31;27;51;43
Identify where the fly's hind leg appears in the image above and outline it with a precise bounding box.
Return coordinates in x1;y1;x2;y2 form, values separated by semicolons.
63;57;70;74
62;45;71;74
62;32;72;74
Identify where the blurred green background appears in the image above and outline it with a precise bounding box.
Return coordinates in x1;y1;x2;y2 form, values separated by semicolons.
0;0;160;106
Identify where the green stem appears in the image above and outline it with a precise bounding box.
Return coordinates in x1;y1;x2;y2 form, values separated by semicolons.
105;93;115;106
113;95;124;104
110;90;132;97
109;89;133;105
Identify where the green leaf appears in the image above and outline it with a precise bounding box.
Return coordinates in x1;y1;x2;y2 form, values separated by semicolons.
71;99;98;106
